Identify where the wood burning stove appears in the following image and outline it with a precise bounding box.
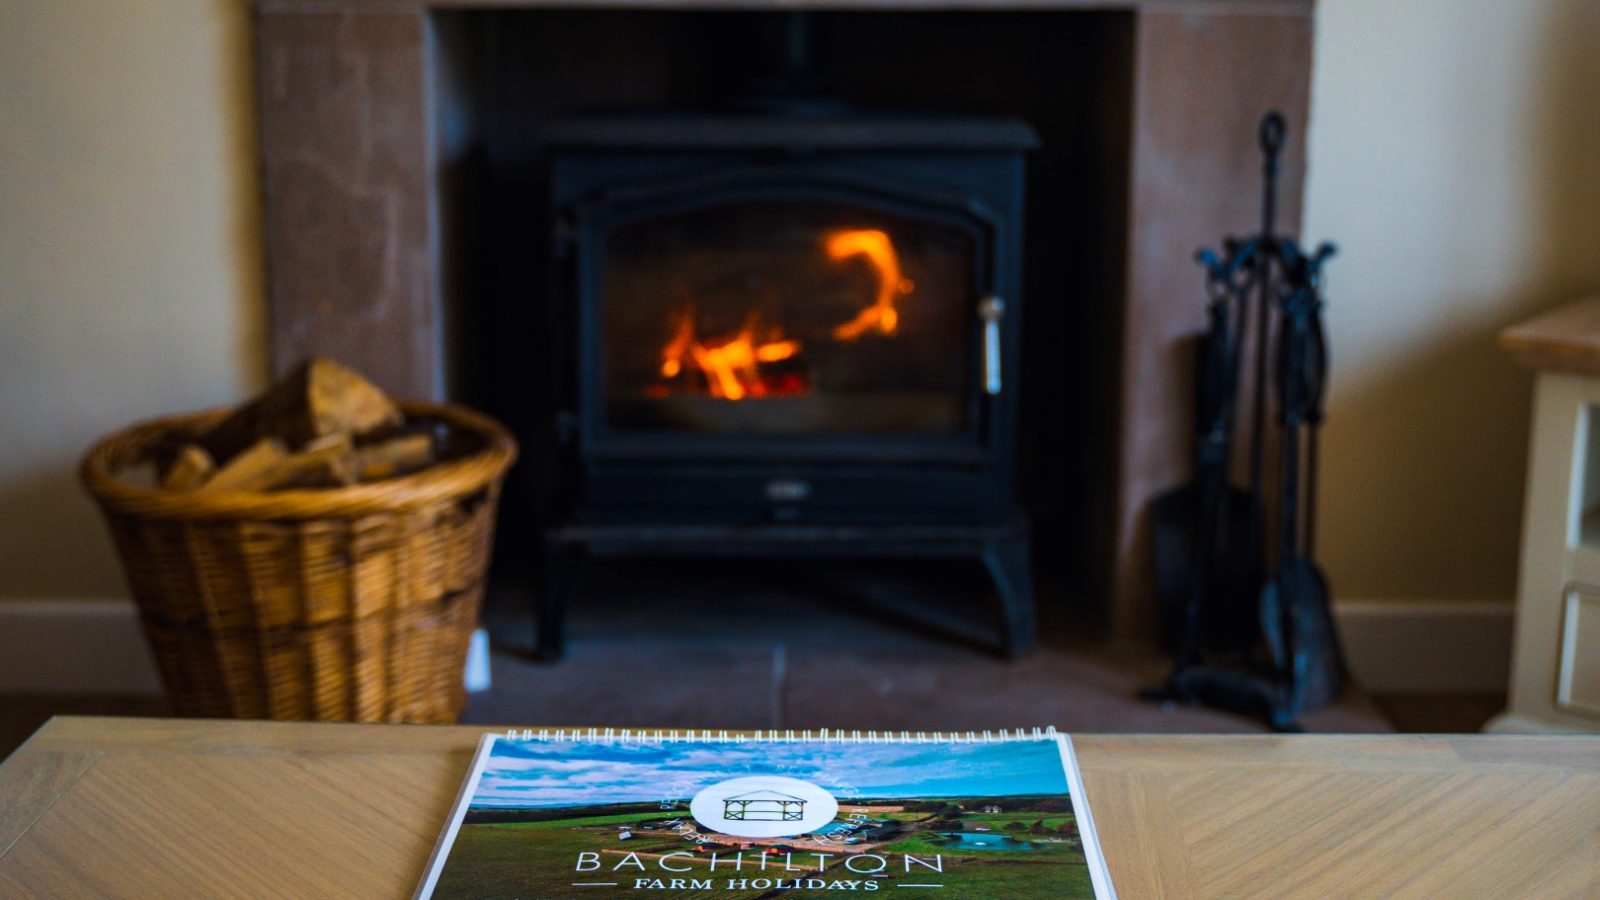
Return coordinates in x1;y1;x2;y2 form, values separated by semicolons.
537;112;1038;659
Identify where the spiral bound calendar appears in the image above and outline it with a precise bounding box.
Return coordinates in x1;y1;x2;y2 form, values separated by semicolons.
416;728;1114;899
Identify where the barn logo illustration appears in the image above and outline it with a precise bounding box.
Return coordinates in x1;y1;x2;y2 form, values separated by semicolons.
721;789;805;822
689;775;839;838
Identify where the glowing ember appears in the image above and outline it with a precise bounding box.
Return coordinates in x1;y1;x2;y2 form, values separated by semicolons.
826;228;914;341
659;310;802;401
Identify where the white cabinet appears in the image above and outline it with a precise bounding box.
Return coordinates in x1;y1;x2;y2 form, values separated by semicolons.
1489;300;1600;733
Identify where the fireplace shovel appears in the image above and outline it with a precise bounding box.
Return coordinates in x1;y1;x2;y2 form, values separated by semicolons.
1259;277;1344;728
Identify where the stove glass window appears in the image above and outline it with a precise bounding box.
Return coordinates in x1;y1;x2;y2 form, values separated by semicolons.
601;200;976;434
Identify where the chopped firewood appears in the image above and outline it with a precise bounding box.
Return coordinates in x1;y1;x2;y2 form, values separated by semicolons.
260;432;356;490
196;399;263;464
301;431;353;457
197;438;288;493
280;455;359;489
160;444;216;491
285;359;402;445
353;434;435;481
152;359;461;493
198;359;402;460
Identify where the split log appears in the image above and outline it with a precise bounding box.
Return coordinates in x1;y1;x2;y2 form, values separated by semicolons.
197;438;288;493
281;359;402;445
264;432;356;490
353;434;435;481
287;456;359;489
160;445;216;491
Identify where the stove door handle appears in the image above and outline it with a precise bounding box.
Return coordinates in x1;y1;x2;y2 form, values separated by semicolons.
979;296;1005;396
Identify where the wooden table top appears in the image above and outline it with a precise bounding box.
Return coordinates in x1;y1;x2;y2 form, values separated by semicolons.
1500;296;1600;375
1;717;1597;898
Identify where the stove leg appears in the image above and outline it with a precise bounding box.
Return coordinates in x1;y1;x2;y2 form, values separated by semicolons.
982;535;1035;658
536;540;582;662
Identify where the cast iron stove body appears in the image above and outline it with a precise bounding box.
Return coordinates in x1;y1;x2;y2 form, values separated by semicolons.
538;111;1038;659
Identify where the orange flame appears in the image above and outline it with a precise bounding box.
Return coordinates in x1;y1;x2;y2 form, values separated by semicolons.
660;310;695;379
826;229;914;341
653;227;911;400
659;310;801;401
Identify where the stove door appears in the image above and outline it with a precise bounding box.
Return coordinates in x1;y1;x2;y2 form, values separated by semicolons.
570;172;1002;464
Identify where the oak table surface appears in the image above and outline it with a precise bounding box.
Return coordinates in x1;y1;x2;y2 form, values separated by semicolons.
1;718;1596;899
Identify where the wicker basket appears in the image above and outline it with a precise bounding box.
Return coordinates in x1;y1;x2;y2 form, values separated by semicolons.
81;401;517;724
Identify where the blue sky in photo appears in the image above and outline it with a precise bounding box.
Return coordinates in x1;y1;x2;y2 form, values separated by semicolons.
470;738;1071;809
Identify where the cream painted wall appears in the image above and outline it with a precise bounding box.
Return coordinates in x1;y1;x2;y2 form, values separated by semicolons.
0;2;266;599
1;1;1597;608
1306;0;1600;603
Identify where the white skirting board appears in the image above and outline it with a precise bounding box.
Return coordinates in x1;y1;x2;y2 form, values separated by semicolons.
0;599;493;696
1333;599;1513;694
0;597;1513;696
0;600;163;694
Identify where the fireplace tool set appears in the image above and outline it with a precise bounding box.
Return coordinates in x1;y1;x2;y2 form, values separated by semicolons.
1147;113;1346;731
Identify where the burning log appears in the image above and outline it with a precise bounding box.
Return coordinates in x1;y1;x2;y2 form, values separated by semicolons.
647;227;912;403
657;311;804;401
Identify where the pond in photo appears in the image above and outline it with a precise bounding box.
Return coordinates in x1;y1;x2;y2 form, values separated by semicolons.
939;831;1039;851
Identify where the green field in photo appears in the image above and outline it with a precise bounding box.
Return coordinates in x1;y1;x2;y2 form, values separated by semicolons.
429;800;1094;899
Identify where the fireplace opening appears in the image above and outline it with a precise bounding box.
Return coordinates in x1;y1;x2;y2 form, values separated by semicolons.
434;9;1135;650
258;3;1311;646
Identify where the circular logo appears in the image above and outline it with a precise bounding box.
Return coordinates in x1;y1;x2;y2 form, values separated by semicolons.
689;775;839;838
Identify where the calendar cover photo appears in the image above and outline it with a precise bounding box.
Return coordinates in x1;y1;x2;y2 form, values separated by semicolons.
416;732;1114;899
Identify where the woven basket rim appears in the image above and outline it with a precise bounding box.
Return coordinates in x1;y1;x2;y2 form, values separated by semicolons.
81;399;518;520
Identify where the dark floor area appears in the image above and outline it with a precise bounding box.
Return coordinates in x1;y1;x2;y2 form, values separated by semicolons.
0;560;1506;761
1372;692;1508;734
466;559;1393;734
0;694;172;761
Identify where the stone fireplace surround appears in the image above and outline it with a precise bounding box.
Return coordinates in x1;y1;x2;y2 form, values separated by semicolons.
254;0;1312;639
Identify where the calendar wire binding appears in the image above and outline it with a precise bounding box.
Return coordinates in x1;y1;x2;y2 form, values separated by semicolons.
503;726;1060;743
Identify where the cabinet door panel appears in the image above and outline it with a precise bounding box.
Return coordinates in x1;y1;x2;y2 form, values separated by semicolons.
1558;588;1600;719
